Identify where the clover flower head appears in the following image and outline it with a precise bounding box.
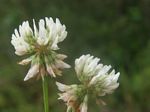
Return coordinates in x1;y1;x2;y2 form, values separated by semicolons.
11;17;70;81
57;54;120;112
75;54;120;96
56;82;88;112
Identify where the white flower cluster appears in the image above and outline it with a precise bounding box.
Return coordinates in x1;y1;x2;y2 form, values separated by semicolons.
57;54;120;112
56;82;88;112
11;17;70;81
11;17;120;112
75;54;120;96
11;17;67;56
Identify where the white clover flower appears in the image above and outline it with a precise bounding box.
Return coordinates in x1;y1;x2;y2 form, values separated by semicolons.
56;82;87;112
75;54;120;96
56;82;78;104
57;54;120;112
11;17;70;81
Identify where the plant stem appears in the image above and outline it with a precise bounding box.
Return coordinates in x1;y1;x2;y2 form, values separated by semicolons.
42;76;49;112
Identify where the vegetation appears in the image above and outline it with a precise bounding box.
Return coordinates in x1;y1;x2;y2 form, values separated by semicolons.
0;0;150;112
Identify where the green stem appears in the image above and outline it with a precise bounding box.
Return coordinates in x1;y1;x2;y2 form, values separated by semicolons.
42;76;49;112
67;107;75;112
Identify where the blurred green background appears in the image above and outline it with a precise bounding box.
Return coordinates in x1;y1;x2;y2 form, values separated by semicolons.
0;0;150;112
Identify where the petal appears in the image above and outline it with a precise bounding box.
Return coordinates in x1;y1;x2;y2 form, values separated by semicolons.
55;60;71;69
46;64;56;77
18;57;32;65
51;36;59;50
56;82;70;92
80;95;88;112
56;54;67;60
33;19;38;37
24;64;39;81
